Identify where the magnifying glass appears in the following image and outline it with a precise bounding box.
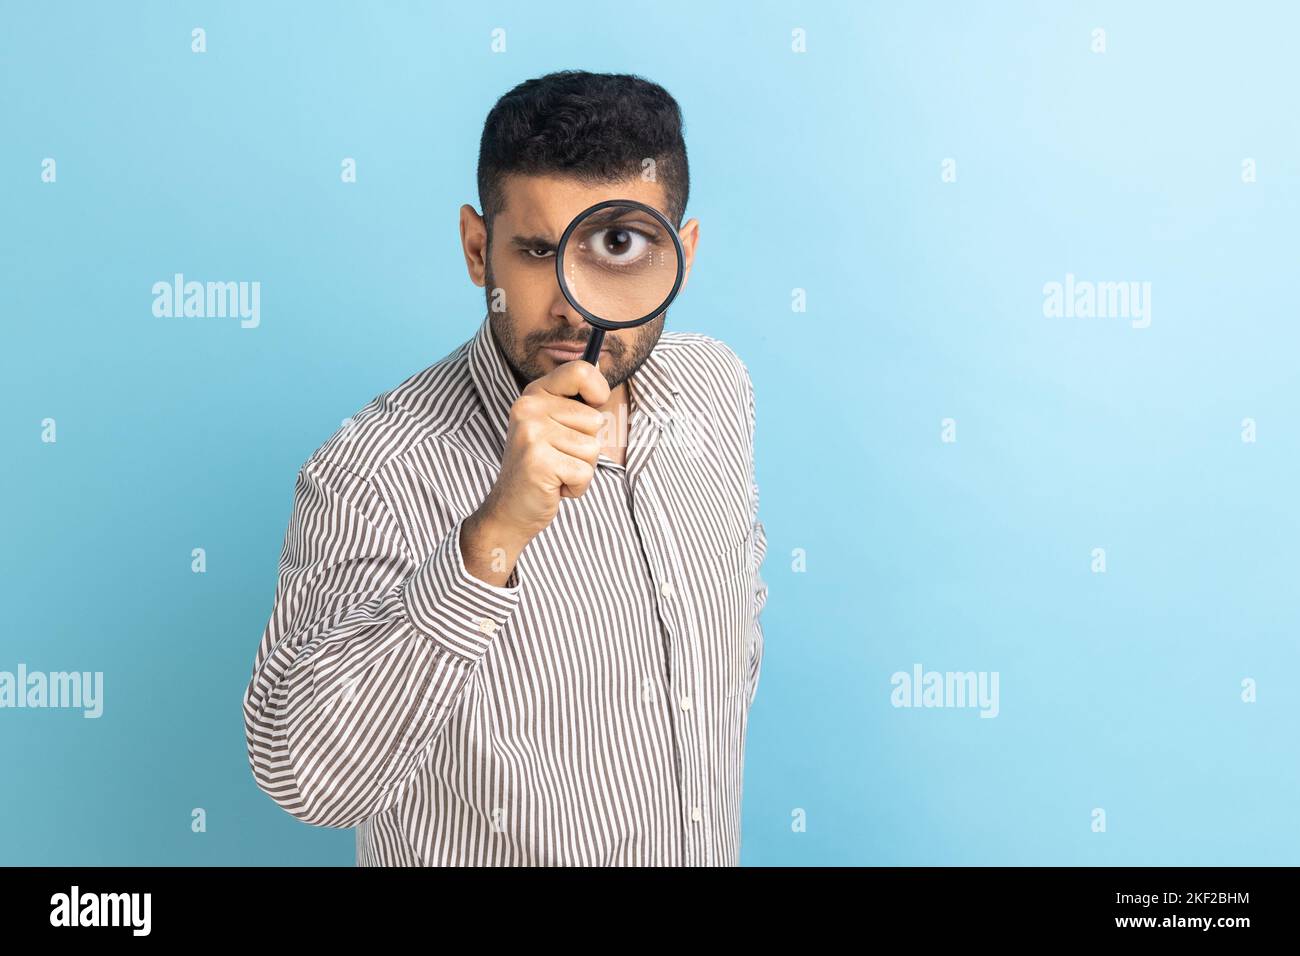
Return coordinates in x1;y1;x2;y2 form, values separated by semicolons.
555;199;686;369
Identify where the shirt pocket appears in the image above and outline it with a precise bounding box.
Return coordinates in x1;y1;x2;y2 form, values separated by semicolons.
709;528;754;580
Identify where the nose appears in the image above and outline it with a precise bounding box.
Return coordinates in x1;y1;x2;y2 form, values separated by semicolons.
550;281;589;335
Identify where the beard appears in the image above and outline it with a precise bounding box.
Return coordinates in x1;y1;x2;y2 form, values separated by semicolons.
484;259;664;392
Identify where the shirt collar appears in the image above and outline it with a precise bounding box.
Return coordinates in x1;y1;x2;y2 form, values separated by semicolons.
467;313;682;476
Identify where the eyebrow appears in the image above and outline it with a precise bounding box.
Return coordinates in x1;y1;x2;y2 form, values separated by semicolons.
510;234;556;251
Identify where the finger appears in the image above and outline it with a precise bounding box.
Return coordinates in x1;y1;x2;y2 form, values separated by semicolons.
552;452;595;499
545;396;609;437
526;359;610;407
547;424;602;465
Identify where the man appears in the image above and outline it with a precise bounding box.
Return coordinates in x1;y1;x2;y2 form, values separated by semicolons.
242;70;768;866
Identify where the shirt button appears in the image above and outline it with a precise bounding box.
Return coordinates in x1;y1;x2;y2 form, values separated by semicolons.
660;581;675;598
680;696;691;711
475;617;496;635
691;806;702;822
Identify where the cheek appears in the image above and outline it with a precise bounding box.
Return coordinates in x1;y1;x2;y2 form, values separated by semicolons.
613;323;659;357
490;256;554;318
608;331;635;356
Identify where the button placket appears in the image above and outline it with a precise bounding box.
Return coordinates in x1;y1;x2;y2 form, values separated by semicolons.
635;470;709;862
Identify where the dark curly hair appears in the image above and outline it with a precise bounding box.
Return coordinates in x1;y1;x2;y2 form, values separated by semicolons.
476;70;689;244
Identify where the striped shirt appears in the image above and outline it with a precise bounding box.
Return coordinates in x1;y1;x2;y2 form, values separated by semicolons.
242;314;767;866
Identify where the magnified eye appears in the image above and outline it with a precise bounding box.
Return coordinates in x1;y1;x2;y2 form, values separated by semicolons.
586;227;651;265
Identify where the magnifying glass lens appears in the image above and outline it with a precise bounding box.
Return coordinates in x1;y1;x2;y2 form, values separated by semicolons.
561;203;681;325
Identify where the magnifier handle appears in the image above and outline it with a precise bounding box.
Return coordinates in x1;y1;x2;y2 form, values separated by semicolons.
569;328;607;409
580;328;604;366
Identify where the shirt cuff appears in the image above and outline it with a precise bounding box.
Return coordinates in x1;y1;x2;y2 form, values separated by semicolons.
401;515;523;660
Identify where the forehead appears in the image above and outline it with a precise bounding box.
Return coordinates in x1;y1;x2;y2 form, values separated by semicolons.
496;173;671;238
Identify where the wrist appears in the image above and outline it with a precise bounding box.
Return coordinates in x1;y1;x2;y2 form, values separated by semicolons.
464;504;533;562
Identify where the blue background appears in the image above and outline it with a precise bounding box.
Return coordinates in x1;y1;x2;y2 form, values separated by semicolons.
2;0;1297;865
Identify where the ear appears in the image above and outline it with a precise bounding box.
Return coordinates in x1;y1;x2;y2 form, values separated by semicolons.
460;204;488;287
677;218;700;291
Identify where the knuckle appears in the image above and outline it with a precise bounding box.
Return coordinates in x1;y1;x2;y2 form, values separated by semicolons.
518;426;548;454
513;395;542;419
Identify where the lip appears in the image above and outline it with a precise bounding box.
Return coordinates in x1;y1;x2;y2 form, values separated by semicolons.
540;343;599;359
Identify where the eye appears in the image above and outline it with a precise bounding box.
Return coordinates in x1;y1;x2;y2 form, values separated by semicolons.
586;227;651;265
524;247;555;260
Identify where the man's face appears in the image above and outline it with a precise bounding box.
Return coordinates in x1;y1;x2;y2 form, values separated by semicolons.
460;174;698;392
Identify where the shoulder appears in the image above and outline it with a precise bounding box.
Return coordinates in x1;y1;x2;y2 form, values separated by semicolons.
651;331;758;437
305;339;480;481
653;331;755;399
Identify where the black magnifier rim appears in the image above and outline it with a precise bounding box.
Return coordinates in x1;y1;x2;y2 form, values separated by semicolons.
554;198;686;332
